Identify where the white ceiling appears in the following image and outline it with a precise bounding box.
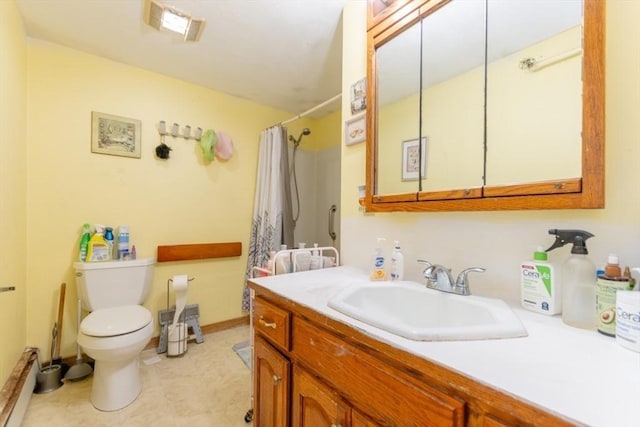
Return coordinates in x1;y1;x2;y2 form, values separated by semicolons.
15;0;348;119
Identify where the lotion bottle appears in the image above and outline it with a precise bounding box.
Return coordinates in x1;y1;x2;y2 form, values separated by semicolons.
294;243;311;272
309;243;322;270
520;246;559;315
275;244;290;275
390;241;404;281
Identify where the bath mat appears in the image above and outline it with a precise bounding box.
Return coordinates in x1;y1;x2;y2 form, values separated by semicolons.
232;340;251;370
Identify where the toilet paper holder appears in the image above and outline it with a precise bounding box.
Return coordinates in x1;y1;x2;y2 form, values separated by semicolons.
166;276;195;309
158;276;203;356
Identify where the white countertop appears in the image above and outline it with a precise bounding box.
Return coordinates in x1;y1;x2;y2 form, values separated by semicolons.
250;266;640;427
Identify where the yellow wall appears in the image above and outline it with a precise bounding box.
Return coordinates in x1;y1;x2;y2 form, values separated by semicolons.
341;1;640;304
0;0;28;384
287;108;341;152
24;40;293;359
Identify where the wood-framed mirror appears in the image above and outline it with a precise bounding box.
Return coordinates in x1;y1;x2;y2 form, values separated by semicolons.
365;0;604;212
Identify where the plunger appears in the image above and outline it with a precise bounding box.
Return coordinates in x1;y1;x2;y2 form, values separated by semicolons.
64;299;92;381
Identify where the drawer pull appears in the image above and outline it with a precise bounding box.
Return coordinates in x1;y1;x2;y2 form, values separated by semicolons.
272;375;281;385
331;424;341;427
259;316;277;329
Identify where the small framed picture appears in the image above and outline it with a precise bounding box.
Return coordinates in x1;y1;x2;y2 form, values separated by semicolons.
350;77;366;115
91;111;141;158
402;137;427;181
344;114;366;146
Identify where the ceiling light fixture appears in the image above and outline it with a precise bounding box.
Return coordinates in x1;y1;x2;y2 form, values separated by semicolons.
144;0;205;42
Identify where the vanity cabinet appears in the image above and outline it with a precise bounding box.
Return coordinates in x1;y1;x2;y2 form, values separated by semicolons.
251;287;576;427
254;336;290;427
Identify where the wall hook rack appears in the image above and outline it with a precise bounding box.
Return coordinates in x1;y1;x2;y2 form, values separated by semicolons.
158;120;203;141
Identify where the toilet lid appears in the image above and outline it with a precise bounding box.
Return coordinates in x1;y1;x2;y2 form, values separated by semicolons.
81;305;152;337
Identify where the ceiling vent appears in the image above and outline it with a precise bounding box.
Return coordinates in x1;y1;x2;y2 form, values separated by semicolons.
144;0;205;42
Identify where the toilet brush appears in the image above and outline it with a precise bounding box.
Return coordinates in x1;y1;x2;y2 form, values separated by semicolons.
65;299;93;381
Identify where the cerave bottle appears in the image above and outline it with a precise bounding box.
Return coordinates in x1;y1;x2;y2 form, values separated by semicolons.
521;247;560;315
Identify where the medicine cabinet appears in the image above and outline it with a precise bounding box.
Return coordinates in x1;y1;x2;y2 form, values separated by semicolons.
365;0;604;211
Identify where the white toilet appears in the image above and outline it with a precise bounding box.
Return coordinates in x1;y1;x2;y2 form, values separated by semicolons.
73;257;155;411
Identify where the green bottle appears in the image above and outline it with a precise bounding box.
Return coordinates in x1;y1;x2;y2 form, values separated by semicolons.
79;223;91;262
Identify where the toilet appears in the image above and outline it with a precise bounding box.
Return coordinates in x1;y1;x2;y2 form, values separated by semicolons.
73;257;155;411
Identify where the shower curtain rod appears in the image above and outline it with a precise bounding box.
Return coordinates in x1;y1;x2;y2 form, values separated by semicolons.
276;93;342;126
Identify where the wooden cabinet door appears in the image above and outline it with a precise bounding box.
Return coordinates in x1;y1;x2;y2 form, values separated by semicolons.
352;409;379;427
254;336;291;427
292;366;349;427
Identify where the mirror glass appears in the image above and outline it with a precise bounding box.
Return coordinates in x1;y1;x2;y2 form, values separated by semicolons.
371;0;591;206
420;0;486;192
485;0;583;187
376;20;421;196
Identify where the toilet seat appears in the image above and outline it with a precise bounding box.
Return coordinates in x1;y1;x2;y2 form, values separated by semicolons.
81;305;152;337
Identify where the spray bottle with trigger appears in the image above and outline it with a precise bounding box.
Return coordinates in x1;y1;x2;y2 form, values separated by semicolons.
546;229;596;329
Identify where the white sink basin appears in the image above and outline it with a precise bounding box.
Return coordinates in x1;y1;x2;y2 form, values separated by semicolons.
328;281;527;341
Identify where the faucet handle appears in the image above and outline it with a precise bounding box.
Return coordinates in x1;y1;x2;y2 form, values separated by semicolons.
455;267;486;295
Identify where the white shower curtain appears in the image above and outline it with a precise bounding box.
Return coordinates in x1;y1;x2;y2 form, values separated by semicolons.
242;125;294;311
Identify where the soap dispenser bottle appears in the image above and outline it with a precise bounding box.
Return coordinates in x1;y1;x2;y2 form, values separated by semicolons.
546;229;596;329
370;238;387;281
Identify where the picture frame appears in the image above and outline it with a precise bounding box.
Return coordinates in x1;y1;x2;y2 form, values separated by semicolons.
91;111;141;158
344;114;366;146
350;77;366;115
401;137;427;181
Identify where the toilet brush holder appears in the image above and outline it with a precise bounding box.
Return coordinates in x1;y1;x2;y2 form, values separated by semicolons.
167;322;188;357
34;364;64;394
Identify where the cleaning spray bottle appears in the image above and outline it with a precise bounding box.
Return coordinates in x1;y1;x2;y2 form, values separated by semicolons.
546;229;596;329
86;224;109;262
78;223;91;262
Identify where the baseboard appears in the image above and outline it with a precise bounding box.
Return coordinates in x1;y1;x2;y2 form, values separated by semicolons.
0;347;38;427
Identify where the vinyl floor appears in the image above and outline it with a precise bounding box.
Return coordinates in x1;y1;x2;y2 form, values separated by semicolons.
22;325;252;426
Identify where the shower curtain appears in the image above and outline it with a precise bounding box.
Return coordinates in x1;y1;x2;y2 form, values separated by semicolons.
241;125;294;311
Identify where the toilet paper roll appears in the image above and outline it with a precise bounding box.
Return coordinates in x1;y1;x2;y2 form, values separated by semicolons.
171;275;189;329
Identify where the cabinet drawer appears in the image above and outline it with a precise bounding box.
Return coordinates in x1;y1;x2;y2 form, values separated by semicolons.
254;297;291;351
293;317;465;426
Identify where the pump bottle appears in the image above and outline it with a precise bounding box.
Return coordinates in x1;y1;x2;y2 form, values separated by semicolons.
390;241;404;281
546;229;596;329
370;238;387;281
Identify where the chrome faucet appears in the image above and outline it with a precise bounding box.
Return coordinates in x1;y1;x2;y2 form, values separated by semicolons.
417;260;485;296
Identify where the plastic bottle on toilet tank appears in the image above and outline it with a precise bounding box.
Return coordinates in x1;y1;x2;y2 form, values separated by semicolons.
104;227;114;261
117;225;129;260
78;223;91;262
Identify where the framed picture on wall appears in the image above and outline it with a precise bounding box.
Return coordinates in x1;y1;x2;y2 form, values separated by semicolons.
344;114;366;146
350;77;366;114
91;111;141;158
401;137;427;181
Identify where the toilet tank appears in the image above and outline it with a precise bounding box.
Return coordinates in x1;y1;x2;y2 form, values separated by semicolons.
73;258;155;311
